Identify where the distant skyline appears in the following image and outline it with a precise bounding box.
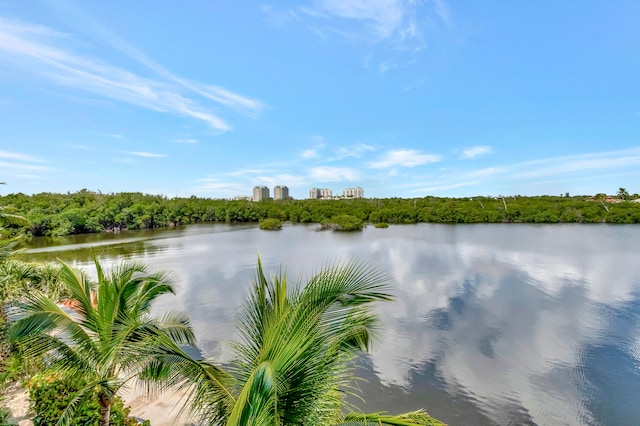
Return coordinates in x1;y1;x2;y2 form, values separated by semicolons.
1;1;639;199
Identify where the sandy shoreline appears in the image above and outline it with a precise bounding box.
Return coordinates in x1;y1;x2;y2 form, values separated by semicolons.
3;382;195;426
3;383;31;426
123;386;195;426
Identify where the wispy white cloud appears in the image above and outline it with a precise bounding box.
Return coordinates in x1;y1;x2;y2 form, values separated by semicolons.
307;0;408;40
0;150;44;163
192;178;251;198
301;136;326;159
301;139;377;162
128;151;167;158
301;146;324;159
288;0;451;65
171;138;198;144
255;174;308;188
0;151;51;179
310;166;360;182
63;15;265;117
368;149;442;169
513;148;640;179
262;4;301;27
197;85;264;117
402;147;640;195
0;161;51;172
227;167;279;177
0;18;263;131
15;174;43;179
432;0;452;27
66;143;93;150
333;143;376;160
461;145;494;159
378;59;397;73
112;157;136;164
411;181;479;193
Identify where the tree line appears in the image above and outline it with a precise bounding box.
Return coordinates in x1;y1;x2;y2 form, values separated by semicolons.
0;189;639;237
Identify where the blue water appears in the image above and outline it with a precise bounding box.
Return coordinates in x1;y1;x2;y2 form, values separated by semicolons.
24;223;640;425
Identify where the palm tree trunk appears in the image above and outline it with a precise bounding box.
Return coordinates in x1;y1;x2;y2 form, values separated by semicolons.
98;393;111;426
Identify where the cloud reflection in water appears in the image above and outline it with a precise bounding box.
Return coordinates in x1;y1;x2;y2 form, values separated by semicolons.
27;223;640;425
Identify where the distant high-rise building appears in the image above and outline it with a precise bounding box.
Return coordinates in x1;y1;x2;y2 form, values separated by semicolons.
343;187;364;199
253;186;270;201
309;188;332;199
274;185;289;200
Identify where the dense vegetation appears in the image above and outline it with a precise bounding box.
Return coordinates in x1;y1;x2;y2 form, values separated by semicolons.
0;190;639;237
27;371;146;425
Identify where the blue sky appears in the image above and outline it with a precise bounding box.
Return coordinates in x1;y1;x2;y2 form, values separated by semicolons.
1;1;639;199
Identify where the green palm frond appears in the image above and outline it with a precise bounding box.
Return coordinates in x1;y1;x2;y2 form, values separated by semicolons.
203;258;396;425
8;258;197;426
0;233;25;262
226;362;278;426
342;410;446;425
138;333;236;424
205;258;445;426
0;259;65;303
0;207;31;228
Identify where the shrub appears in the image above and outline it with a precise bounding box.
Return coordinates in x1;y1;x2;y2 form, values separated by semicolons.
321;215;364;232
373;222;389;228
259;218;283;230
27;371;147;426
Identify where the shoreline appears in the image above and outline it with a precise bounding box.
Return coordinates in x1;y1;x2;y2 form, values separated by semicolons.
3;382;194;426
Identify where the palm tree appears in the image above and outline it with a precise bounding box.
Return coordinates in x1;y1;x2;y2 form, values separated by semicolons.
8;259;197;426
152;259;443;425
618;187;629;200
0;207;30;262
0;260;64;305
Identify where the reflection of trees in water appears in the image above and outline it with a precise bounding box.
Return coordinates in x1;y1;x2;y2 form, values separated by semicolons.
22;241;167;263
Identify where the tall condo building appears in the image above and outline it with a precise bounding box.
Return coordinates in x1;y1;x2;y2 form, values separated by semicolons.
274;185;289;200
309;188;333;199
252;186;270;201
343;187;364;198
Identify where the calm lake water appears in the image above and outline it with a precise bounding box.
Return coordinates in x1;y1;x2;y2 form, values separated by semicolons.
23;223;640;426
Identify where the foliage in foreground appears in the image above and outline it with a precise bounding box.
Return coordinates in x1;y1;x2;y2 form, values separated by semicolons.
0;260;64;305
0;408;15;426
343;410;445;425
148;259;444;425
27;371;146;426
8;260;195;426
0;207;31;262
